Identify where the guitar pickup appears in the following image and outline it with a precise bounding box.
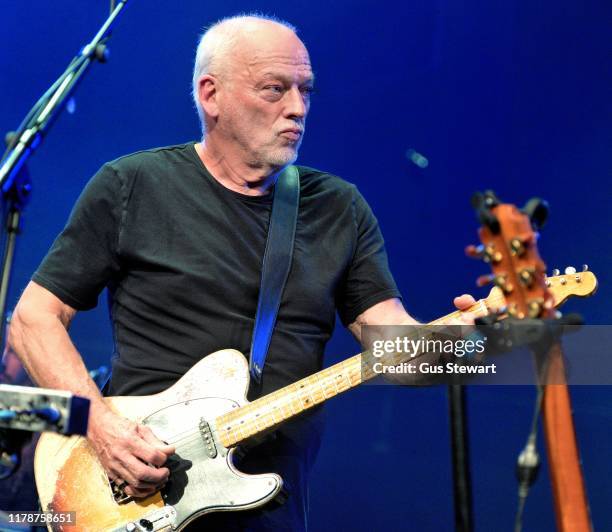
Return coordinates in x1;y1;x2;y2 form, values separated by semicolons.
199;418;218;458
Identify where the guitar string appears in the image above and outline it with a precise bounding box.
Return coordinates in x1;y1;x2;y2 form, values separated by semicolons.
160;345;429;449
158;355;366;448
162;369;364;447
163;385;337;447
160;318;473;448
154;292;536;448
116;285;578;487
157;283;583;453
161;333;460;448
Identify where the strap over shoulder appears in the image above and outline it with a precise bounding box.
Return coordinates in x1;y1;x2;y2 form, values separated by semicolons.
249;165;300;384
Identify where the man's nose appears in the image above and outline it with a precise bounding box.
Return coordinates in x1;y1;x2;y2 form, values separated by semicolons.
284;86;308;120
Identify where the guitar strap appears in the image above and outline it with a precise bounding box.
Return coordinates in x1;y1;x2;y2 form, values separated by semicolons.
249;165;300;385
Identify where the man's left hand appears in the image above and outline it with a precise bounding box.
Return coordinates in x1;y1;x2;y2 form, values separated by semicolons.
453;294;477;324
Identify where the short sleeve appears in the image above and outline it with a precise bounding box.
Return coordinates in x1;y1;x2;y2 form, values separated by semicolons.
337;186;402;326
32;164;123;310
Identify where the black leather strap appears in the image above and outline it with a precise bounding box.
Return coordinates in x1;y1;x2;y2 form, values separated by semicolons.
249;165;300;384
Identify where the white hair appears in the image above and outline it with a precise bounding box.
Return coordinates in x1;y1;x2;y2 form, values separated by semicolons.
191;14;297;136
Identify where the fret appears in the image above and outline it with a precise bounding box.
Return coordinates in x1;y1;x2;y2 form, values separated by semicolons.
315;373;331;399
335;372;347;393
291;384;304;415
304;378;317;406
310;374;326;403
237;420;247;440
321;376;333;398
341;361;353;389
223;425;235;446
297;383;312;409
219;422;232;447
251;413;262;432
280;398;292;419
347;364;361;386
269;403;281;424
330;371;341;394
287;394;298;415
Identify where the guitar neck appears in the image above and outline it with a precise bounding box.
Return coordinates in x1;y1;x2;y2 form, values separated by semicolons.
215;296;498;448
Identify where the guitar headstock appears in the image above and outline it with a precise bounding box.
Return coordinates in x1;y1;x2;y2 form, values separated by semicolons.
483;269;598;312
468;191;553;319
545;267;598;306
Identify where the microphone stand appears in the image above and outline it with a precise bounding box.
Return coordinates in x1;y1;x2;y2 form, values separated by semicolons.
0;1;129;348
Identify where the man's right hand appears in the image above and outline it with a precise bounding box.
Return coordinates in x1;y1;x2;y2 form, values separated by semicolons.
88;406;176;499
8;282;176;500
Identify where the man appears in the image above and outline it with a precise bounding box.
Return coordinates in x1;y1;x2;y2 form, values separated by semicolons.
8;15;474;531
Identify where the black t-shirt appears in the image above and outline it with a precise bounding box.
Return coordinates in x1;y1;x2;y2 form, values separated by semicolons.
33;143;400;398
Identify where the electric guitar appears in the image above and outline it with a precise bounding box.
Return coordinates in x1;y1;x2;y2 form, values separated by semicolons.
34;271;597;531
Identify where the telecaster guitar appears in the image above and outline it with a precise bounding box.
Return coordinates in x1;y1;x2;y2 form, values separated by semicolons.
34;271;597;532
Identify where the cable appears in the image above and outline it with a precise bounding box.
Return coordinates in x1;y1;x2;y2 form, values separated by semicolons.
513;384;543;532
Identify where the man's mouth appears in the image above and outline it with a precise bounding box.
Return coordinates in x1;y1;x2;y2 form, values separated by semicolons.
279;128;303;141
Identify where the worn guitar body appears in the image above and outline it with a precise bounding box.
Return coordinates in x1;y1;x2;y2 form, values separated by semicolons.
34;349;282;532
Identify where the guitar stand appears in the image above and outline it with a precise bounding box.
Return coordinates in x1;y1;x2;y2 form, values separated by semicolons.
475;313;584;364
448;313;583;532
476;313;584;531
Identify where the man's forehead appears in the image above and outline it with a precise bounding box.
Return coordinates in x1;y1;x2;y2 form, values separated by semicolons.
247;51;311;71
257;67;315;86
233;47;312;84
234;26;311;68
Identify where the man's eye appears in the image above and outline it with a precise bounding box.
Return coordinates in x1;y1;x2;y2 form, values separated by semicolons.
264;85;284;93
301;86;315;97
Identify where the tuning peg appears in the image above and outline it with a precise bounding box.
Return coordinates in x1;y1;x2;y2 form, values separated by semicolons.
510;238;526;256
552;268;560;276
519;268;536;287
493;274;513;293
528;299;544;318
476;274;495;287
488;248;503;263
507;303;524;319
465;244;502;263
465;244;484;259
582;264;589;271
476;273;510;289
564;266;576;275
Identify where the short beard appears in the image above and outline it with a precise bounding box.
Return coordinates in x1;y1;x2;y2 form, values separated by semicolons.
264;146;299;168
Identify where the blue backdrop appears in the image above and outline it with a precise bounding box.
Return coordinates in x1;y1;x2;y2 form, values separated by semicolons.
2;1;610;530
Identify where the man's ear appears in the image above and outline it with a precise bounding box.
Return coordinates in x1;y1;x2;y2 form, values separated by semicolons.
198;75;219;119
